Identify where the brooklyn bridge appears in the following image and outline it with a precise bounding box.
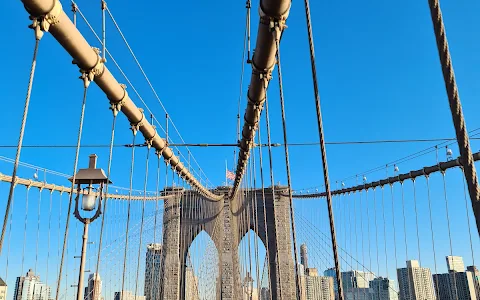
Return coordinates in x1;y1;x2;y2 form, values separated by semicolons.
0;0;479;299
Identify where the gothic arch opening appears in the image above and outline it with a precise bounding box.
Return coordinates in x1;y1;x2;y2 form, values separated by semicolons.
184;230;219;299
238;229;269;299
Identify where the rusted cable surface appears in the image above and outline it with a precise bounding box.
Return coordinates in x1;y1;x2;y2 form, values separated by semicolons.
428;0;480;235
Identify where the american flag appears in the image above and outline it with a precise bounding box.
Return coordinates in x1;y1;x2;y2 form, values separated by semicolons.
226;170;236;181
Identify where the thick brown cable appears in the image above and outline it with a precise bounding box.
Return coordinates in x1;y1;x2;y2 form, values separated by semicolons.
302;0;344;297
274;34;301;299
0;33;41;255
428;0;480;235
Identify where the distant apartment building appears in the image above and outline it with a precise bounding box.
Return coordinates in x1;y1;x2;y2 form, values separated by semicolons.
305;268;335;300
433;257;477;300
84;273;102;300
370;277;398;300
467;266;480;300
397;260;436;300
114;290;146;300
144;243;162;300
14;269;51;300
0;277;6;300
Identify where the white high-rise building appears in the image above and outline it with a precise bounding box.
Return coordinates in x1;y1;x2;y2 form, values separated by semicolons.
342;270;375;300
433;257;477;300
144;243;162;300
447;256;466;273
370;277;398;300
0;277;7;300
114;290;145;300
85;273;102;300
467;266;480;300
397;260;436;300
305;268;335;300
13;269;51;300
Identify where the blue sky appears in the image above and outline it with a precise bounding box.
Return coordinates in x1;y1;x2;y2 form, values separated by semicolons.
1;0;480;298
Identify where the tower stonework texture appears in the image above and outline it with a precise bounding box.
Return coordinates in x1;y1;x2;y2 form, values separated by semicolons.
160;186;296;300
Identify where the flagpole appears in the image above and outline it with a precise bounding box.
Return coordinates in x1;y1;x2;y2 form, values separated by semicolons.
225;159;228;186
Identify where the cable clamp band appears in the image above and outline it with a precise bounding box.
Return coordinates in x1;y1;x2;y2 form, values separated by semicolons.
76;48;105;88
130;108;145;136
109;84;127;116
145;128;156;149
50;184;56;194
155;148;164;158
28;0;62;35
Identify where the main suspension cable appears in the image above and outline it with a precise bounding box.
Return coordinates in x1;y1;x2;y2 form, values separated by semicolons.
0;22;43;254
427;0;480;235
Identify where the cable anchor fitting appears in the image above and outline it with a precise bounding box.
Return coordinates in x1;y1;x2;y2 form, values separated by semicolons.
109;84;127;116
130;108;145;136
145;127;156;149
269;19;286;43
28;0;62;37
76;47;105;88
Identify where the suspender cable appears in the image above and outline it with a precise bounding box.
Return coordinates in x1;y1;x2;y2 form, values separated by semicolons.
134;145;151;298
427;0;480;235
121;132;137;294
94;111;117;280
442;172;459;300
426;176;440;297
56;77;90;300
272;26;301;299
302;0;344;297
263;81;283;300
412;180;422;265
0;21;43;255
257;127;273;300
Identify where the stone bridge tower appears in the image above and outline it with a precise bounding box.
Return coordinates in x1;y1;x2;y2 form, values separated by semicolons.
160;186;296;299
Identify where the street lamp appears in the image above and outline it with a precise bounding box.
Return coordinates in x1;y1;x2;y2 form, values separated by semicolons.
69;154;111;300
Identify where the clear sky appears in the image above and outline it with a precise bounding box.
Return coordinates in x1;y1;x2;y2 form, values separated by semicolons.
1;0;480;298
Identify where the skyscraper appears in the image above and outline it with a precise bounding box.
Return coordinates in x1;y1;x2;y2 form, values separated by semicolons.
144;243;162;300
13;269;51;300
324;268;338;293
0;277;6;300
305;268;335;300
467;266;480;300
447;256;466;273
341;270;375;300
433;273;453;300
433;256;477;300
397;260;436;300
114;290;146;300
370;277;399;300
301;244;309;270
85;273;102;300
185;267;199;300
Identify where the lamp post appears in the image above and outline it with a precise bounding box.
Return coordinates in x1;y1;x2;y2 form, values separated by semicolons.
69;154;111;300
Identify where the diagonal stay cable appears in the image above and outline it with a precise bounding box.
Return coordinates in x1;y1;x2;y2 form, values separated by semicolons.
71;2;210;187
104;5;213;187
